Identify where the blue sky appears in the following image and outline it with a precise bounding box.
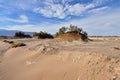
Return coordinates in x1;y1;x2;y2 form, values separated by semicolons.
0;0;120;36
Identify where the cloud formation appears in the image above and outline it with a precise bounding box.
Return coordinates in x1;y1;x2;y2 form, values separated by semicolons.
88;6;109;14
0;15;29;23
33;0;106;19
33;0;114;19
0;0;111;19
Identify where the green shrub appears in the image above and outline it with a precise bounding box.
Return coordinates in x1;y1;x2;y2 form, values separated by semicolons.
55;24;88;37
33;31;53;39
14;32;31;38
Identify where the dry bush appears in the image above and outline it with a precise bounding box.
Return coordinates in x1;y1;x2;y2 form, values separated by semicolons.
33;31;53;39
3;40;14;44
14;32;31;38
12;42;26;48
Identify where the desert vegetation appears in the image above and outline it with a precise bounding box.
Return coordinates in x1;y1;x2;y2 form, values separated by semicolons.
3;40;14;44
12;42;26;48
14;32;32;38
1;24;88;41
55;24;88;41
3;40;26;48
33;31;53;39
55;24;88;36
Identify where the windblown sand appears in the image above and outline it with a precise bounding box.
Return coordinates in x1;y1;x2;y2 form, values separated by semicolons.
0;37;120;80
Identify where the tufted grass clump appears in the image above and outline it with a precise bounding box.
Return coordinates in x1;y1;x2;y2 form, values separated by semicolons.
3;40;14;44
12;42;26;48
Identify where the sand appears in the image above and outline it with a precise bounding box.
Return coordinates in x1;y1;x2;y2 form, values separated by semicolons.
0;37;120;80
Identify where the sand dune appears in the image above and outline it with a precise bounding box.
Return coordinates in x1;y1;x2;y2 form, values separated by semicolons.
0;38;120;80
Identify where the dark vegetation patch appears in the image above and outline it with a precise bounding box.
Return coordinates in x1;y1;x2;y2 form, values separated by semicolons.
3;40;14;44
14;32;32;38
33;31;53;39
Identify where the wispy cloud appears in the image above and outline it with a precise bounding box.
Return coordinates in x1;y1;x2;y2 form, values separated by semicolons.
88;6;109;14
33;4;66;19
0;15;29;23
33;1;94;19
0;0;112;19
33;0;112;19
15;15;29;23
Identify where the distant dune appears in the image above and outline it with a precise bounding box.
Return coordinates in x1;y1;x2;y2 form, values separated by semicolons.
0;37;120;80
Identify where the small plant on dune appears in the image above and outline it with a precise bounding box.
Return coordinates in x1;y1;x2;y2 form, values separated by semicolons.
55;26;68;36
81;31;88;37
55;24;88;37
33;31;53;39
12;42;26;48
59;26;67;34
69;24;82;33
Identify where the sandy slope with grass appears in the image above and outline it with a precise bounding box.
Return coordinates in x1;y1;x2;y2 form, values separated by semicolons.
0;37;120;80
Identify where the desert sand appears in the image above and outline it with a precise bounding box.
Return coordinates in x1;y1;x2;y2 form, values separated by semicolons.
0;37;120;80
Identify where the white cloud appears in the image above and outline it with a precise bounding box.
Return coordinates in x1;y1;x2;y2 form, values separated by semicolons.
9;15;29;23
34;1;96;19
88;6;109;14
0;0;112;19
0;14;29;23
18;15;29;23
33;0;111;19
67;4;86;16
67;3;95;16
34;4;66;19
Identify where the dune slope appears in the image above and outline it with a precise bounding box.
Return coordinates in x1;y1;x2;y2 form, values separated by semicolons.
0;38;120;80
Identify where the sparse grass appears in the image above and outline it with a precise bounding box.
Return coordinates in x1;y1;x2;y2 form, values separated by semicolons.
3;40;26;48
12;42;26;48
3;40;14;44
